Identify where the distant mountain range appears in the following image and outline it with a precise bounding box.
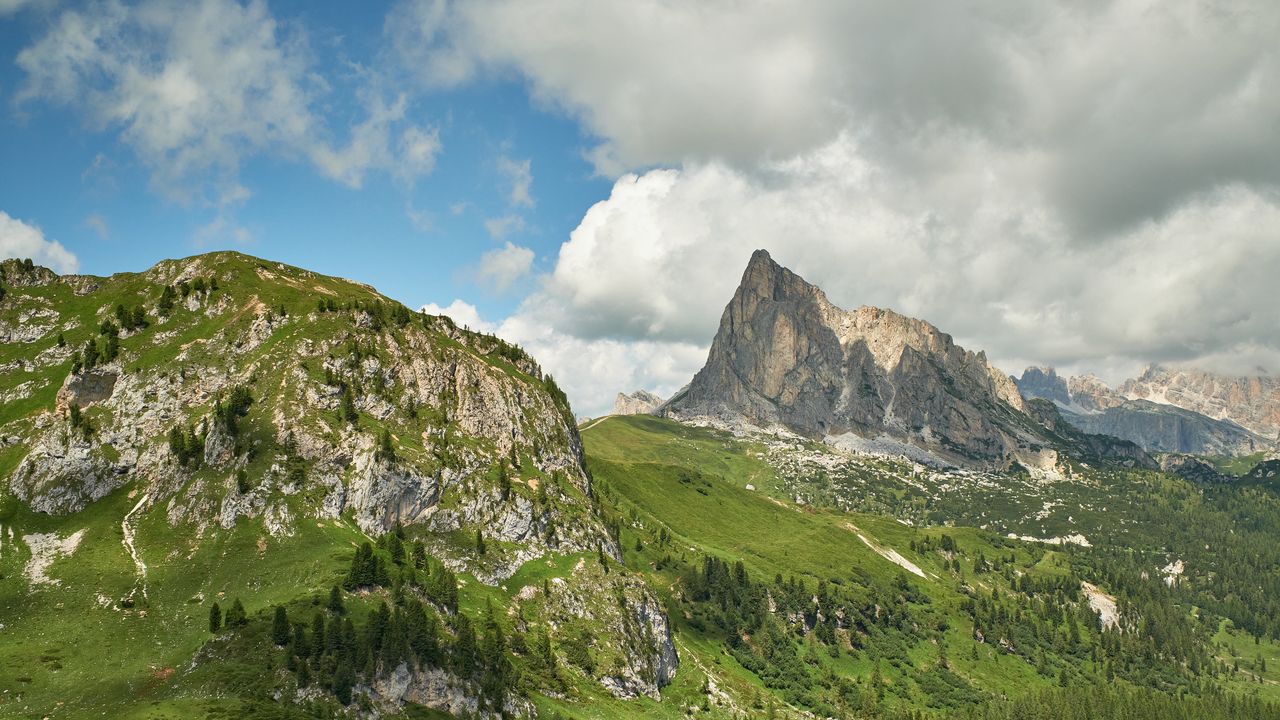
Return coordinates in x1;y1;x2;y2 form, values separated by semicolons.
1015;366;1276;455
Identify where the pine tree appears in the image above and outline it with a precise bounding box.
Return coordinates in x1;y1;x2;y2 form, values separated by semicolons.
475;528;487;556
339;386;358;424
226;598;247;627
272;605;291;646
209;602;222;633
498;461;512;501
332;659;355;705
376;427;395;462
388;533;405;566
328;585;344;614
453;614;477;677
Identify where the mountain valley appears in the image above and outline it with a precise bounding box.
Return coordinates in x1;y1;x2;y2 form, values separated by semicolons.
2;251;1280;720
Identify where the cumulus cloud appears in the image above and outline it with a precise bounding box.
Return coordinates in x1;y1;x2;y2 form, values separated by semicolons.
16;0;440;201
385;0;1280;415
502;138;1280;413
420;299;495;333
475;241;534;292
0;211;80;273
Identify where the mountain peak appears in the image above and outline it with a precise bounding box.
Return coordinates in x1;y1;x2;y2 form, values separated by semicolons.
664;253;1037;468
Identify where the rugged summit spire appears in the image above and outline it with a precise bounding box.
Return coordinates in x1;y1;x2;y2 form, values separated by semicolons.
663;250;1038;467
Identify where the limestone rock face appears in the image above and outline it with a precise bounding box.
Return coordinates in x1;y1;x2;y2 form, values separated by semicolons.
1121;365;1280;440
527;559;678;700
1017;367;1269;455
1070;400;1266;456
612;390;665;416
663;250;1038;468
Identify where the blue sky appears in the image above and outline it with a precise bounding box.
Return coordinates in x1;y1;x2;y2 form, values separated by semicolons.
0;1;611;321
3;1;1280;416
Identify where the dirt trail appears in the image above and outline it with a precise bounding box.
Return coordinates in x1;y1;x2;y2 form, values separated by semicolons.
123;494;150;598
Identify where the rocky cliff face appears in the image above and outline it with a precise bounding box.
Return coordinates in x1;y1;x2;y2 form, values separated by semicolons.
1016;367;1270;455
1121;365;1280;440
612;390;665;416
662;250;1043;468
1070;400;1266;456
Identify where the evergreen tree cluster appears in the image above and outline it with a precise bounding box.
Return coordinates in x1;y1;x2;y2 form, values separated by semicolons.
114;302;148;331
168;422;205;467
218;543;524;711
213;385;254;436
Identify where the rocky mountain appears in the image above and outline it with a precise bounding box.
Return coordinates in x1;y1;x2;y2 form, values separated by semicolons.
1070;400;1266;456
1015;367;1122;413
662;250;1051;469
0;252;675;716
612;390;665;416
1121;365;1280;439
1016;366;1271;455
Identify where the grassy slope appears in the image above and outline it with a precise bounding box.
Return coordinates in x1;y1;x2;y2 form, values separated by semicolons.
578;416;1079;716
579;415;1280;716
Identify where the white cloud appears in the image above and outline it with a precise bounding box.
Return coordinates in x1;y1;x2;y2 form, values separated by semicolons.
496;155;533;208
17;0;440;200
0;211;80;274
497;312;707;417
386;0;1280;416
417;297;702;417
497;138;1280;414
419;299;495;333
311;92;442;189
475;241;533;292
483;214;525;240
84;214;109;239
393;0;1280;232
399;125;443;180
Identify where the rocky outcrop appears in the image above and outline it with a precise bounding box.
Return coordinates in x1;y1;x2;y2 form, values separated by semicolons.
525;559;678;700
663;250;1042;468
56;369;118;410
612;390;665;416
367;664;531;719
1159;455;1230;484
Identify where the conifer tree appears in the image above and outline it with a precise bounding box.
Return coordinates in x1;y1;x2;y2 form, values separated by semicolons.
272;605;291;646
339;386;358;424
209;602;221;633
498;461;512;501
226;598;247;627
